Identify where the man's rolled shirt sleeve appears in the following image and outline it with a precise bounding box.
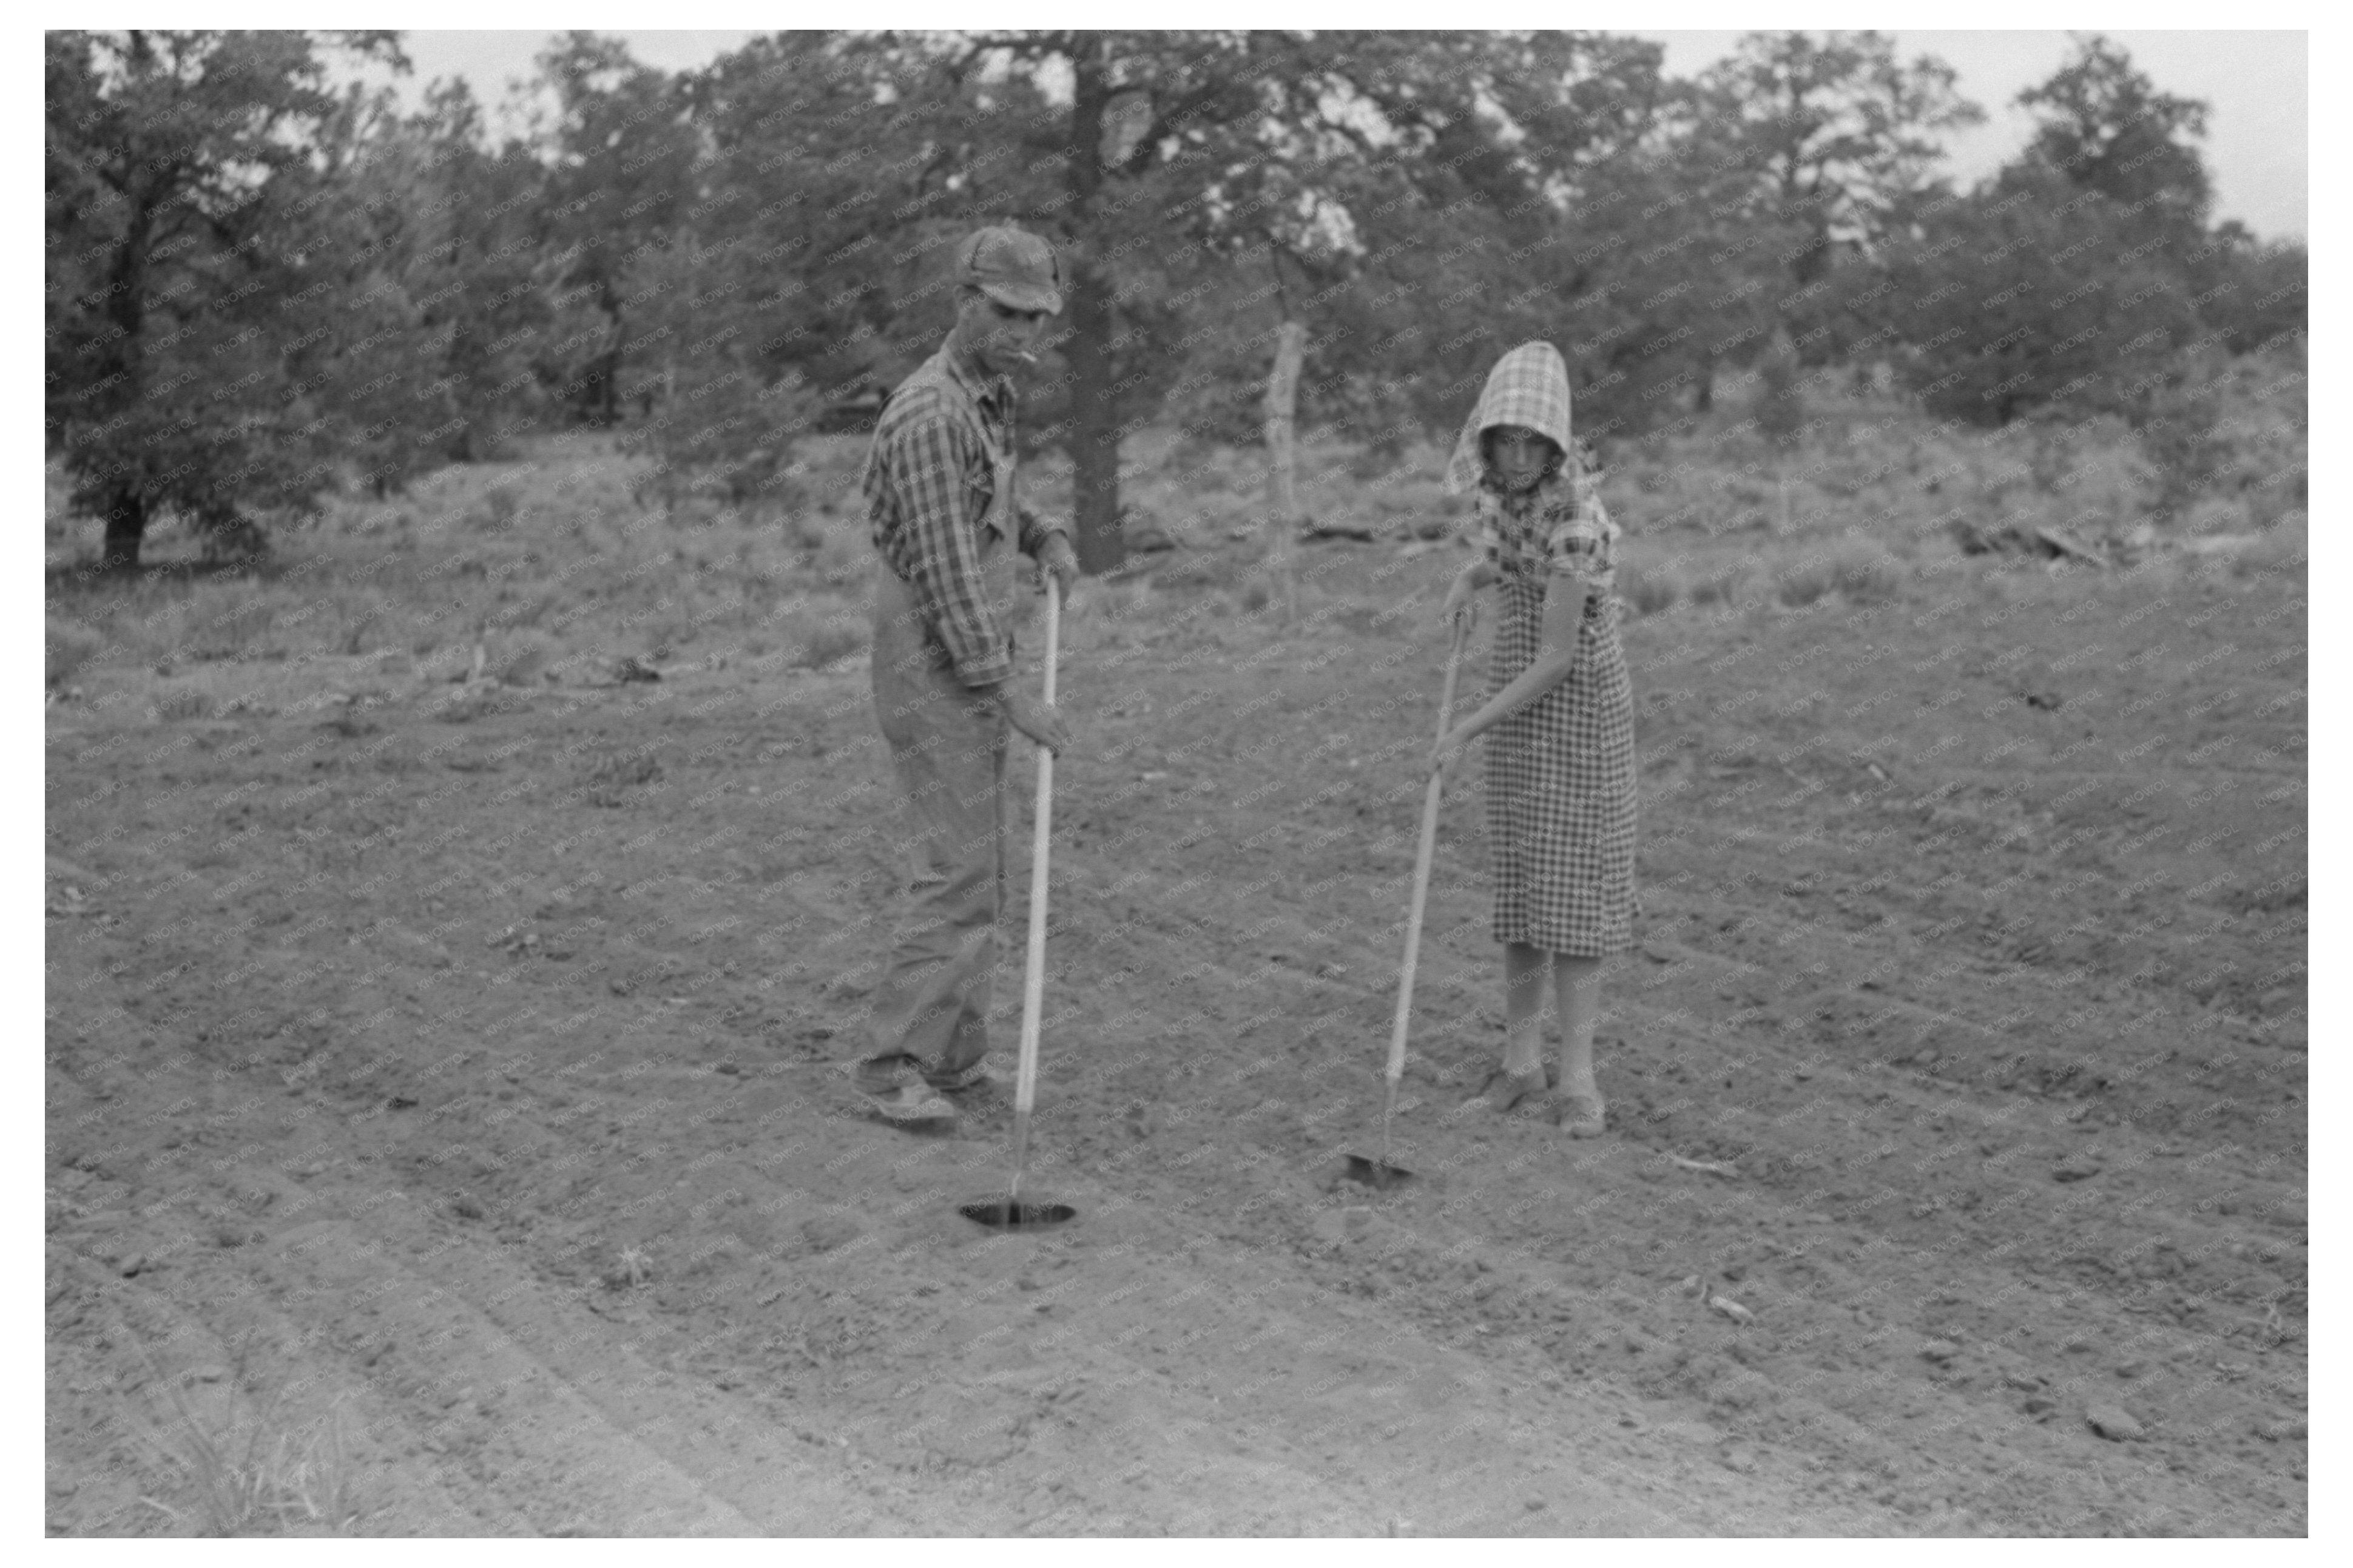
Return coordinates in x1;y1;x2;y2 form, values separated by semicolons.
877;396;1013;689
1016;504;1069;559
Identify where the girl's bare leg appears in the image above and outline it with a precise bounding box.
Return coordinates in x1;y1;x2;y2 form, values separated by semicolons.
1551;953;1604;1102
1502;942;1548;1078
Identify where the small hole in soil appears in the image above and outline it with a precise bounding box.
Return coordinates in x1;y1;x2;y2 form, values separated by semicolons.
959;1200;1078;1231
1343;1155;1413;1189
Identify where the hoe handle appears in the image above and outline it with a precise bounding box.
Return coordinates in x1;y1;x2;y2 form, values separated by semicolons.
1010;576;1061;1203
1385;618;1469;1089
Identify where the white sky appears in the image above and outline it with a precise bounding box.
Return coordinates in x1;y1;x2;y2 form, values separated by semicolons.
377;25;2309;240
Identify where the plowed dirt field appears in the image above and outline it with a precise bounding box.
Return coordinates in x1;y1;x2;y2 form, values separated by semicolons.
47;503;2306;1535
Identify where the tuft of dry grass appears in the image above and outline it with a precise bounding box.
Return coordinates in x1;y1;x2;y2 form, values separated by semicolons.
138;1360;363;1537
1767;536;1908;609
1149;550;1250;593
794;620;866;671
1065;577;1153;649
1081;578;1147;620
151;687;215;722
584;748;664;806
167;592;266;663
1619;565;1679;618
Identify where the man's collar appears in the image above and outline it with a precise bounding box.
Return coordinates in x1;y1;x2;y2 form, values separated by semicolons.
941;340;1014;417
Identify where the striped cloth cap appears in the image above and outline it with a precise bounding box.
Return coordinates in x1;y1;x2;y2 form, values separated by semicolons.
1445;340;1572;495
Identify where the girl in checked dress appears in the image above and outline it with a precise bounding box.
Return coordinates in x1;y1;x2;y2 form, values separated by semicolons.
1432;340;1637;1138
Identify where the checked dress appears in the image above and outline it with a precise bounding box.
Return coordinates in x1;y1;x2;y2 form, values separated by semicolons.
1473;471;1639;957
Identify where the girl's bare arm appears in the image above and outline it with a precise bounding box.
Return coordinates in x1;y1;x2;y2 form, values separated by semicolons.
1436;576;1592;757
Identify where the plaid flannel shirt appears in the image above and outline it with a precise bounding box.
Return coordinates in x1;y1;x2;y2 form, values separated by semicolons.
1473;471;1618;598
863;345;1065;688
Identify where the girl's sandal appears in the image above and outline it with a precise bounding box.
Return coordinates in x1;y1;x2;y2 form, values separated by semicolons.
1463;1067;1552;1118
1558;1092;1607;1138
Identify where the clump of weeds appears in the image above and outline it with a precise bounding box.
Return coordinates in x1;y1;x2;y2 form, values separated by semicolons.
584;748;663;806
136;1348;365;1536
794;621;865;671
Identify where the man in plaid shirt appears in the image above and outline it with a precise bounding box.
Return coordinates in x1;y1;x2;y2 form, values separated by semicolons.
854;225;1081;1126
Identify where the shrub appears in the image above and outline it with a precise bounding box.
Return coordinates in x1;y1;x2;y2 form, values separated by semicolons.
337;601;383;657
2232;512;2307;584
477;484;522;530
1775;561;1835;609
189;590;278;662
494;633;555;687
1834;548;1907;604
47;617;106;688
1081;579;1147;624
1689;561;1749;606
1620;566;1679;617
785;510;829;552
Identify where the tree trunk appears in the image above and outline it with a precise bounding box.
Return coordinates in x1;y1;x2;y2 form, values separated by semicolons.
101;491;146;572
1063;39;1124;575
92;192;154;573
1065;255;1124;573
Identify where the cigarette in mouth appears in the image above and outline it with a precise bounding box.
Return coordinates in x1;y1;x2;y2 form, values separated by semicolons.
1009;350;1039;365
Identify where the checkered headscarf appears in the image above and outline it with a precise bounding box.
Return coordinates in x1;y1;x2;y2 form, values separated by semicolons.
1445;340;1572;496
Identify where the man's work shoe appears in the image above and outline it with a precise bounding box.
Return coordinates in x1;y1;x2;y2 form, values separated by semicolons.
926;1059;996;1094
862;1080;958;1124
846;1057;957;1125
